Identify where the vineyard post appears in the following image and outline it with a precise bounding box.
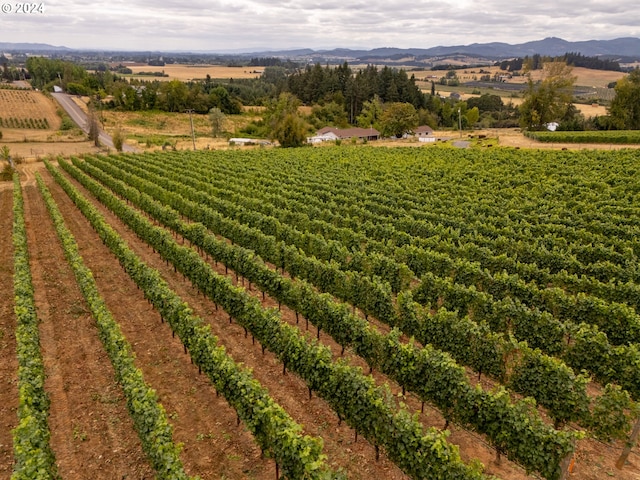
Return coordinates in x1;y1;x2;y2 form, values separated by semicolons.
616;417;640;470
559;447;575;480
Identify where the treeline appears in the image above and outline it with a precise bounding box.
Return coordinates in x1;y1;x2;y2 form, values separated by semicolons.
25;56;88;90
0;56;27;82
248;57;298;68
286;63;426;122
500;53;621;72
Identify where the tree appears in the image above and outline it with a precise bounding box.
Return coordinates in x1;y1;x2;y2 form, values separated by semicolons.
608;69;640;129
209;86;241;114
309;102;349;129
87;106;100;146
264;93;309;147
519;61;577;130
379;102;418;138
158;80;189;112
273;113;308;148
356;95;383;129
1;145;10;162
208;107;226;137
112;127;124;152
465;106;480;128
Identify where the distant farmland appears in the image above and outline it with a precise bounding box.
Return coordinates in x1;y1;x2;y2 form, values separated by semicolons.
123;64;264;81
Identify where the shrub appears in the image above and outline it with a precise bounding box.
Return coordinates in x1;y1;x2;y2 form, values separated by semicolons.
0;163;14;181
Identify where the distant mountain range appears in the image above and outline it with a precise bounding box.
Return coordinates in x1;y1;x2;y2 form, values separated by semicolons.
255;38;640;62
0;42;72;52
1;37;639;60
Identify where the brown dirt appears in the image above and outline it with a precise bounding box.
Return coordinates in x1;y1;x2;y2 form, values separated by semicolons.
22;178;155;479
0;187;18;477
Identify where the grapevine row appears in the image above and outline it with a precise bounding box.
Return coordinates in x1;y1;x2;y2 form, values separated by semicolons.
36;173;196;480
51;159;487;480
65;157;580;479
144;149;639;275
98;153;640;348
76;156;632;428
43;161;337;480
11;174;59;480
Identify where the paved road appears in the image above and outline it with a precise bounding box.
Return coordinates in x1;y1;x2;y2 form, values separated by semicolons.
51;93;137;152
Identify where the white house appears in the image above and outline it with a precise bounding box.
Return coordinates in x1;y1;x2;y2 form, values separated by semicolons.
414;125;436;142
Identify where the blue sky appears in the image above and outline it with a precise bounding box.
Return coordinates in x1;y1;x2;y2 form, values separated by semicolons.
2;0;639;51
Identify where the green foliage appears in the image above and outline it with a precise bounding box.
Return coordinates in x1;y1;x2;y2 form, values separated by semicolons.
519;61;577;130
87;108;100;146
208;107;226;137
524;130;640;144
70;152;586;479
26;56;87;91
48;159;337;480
58;157;487;480
0;162;14;181
380;102;418;138
587;385;639;442
355;95;383;129
40;144;640;478
608;69;640;129
111;127;124;152
264;93;309;147
309;101;349;129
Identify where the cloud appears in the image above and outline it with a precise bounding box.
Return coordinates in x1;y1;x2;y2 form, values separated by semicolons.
0;0;638;50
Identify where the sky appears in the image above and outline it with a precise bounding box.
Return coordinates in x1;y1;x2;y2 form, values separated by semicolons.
2;0;640;52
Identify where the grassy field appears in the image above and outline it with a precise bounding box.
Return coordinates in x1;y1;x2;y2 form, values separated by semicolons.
99;108;261;150
122;64;264;81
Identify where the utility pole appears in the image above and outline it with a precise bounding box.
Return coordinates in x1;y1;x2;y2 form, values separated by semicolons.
186;109;196;150
458;107;462;138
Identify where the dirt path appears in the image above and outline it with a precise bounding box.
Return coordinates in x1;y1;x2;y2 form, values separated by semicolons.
42;170;276;479
0;188;19;477
22;181;154;479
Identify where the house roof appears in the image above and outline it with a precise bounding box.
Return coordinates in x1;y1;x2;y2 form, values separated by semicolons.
316;127;380;138
415;125;434;135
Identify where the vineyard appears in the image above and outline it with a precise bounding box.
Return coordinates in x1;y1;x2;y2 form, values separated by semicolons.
2;145;640;479
524;130;640;144
0;89;60;131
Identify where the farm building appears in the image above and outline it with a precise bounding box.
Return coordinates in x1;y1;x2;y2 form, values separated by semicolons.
308;126;380;143
414;125;434;137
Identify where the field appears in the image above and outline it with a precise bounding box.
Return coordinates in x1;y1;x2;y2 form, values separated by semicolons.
0;88;61;138
3;146;640;480
0;88;102;160
121;64;264;81
416;66;625;114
